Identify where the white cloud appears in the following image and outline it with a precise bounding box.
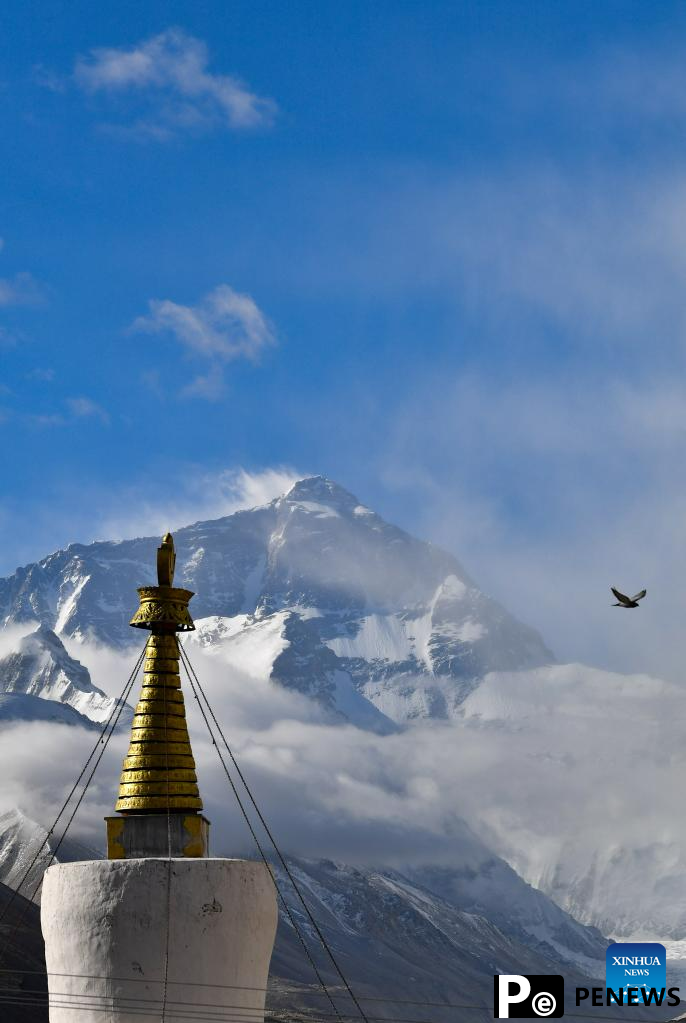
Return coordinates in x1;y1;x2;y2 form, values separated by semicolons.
27;367;55;382
1;644;685;942
66;396;109;424
134;284;274;359
0;623;39;661
9;397;109;432
228;467;300;510
84;465;300;544
132;283;275;399
0;242;46;327
0;639;485;863
32;63;67;94
74;28;277;138
27;413;65;429
180;368;224;401
0;272;45;307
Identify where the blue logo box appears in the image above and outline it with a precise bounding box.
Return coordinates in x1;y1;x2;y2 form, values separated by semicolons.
606;943;666;993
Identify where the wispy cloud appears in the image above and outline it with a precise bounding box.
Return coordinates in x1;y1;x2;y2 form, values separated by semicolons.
95;466;299;541
0;272;45;307
66;396;109;424
26;367;55;382
0;241;46;345
27;413;65;429
259;162;686;360
32;63;67;94
20;397;109;432
132;283;275;399
374;366;686;687
74;28;277;139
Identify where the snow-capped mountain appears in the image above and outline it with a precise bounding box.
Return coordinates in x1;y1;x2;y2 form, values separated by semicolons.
0;625;132;727
0;808;101;904
0;476;551;727
1;476;683;951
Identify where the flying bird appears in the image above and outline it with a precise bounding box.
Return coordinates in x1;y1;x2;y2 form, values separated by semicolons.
611;587;646;608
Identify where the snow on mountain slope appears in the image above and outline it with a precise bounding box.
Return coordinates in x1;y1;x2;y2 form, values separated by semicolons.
0;625;132;726
192;612;291;678
0;476;552;727
454;663;686;940
0;808;101;903
189;613;397;733
269;856;605;1015
0;693;99;728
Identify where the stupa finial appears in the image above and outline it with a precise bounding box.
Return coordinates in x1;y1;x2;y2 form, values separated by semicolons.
106;533;210;857
157;532;176;586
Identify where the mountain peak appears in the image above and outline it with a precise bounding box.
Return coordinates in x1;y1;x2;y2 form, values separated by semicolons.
282;476;363;513
0;625;133;727
0;476;552;726
280;476;376;523
21;623;68;654
0;807;30;829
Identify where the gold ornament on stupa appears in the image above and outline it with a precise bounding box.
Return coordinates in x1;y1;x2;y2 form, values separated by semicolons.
115;533;202;814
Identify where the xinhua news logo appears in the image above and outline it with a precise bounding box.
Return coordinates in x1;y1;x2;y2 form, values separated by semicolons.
493;975;564;1018
606;942;666;996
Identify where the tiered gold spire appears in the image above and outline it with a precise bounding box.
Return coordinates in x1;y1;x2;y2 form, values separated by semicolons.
115;533;202;814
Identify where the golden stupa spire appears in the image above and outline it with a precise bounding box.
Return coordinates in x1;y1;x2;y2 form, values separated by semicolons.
115;533;202;815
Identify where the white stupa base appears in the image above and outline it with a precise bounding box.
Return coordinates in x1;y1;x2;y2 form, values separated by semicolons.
40;858;278;1023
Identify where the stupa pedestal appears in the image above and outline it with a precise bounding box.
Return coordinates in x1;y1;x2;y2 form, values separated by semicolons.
41;858;277;1023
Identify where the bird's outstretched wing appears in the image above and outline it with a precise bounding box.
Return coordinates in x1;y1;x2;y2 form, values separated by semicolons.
611;587;631;604
631;589;647;602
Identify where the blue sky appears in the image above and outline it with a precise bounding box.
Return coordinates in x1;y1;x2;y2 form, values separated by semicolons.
3;1;686;677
